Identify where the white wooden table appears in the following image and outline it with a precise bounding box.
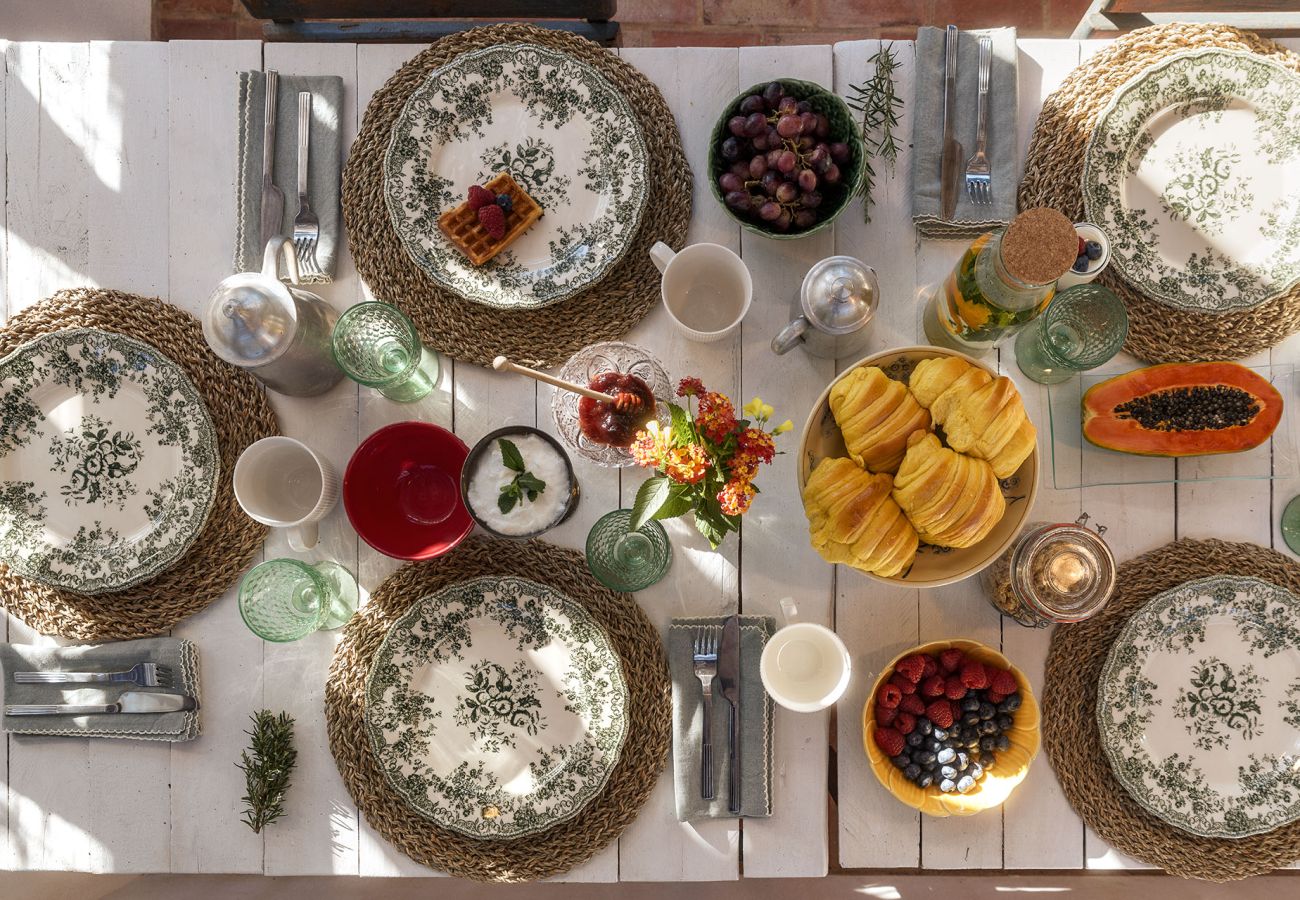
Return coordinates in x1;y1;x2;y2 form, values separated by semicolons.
1;35;1298;881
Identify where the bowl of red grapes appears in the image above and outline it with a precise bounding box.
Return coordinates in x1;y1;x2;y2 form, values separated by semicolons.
710;79;865;238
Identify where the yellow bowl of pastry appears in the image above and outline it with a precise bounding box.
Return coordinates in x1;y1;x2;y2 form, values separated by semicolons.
862;639;1040;816
797;346;1038;587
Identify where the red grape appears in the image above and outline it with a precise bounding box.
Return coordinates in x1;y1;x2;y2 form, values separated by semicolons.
777;115;803;138
739;94;765;115
829;142;851;163
728;115;747;138
797;169;818;192
725;190;751;212
760;170;781;194
814;114;831;138
730;160;750;178
762;81;785;106
796;100;812;114
748;155;767;178
758;201;782;221
799;111;817;134
718;172;744;193
778;96;798;116
720;137;742;161
823;163;841;184
743;112;767;137
776;150;797;174
775;182;798;203
801;190;823;208
751;134;769;152
773;208;793;231
794;209;818;228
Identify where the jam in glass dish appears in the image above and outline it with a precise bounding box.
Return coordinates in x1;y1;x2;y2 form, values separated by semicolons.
552;342;671;468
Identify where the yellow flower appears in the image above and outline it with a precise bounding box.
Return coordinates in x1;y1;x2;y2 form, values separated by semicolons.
772;419;793;436
631;420;671;469
743;396;774;423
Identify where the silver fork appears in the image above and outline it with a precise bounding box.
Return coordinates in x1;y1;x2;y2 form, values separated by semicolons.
14;662;174;689
292;91;323;279
692;626;720;801
964;35;993;206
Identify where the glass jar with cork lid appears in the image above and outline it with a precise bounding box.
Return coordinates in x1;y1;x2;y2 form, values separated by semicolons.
979;521;1116;628
923;207;1080;354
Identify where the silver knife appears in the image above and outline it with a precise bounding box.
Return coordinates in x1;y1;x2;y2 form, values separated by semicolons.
6;691;198;716
718;614;742;815
258;70;285;250
939;25;964;220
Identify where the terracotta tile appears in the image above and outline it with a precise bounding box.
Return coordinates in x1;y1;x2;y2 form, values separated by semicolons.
931;0;1047;32
618;0;700;25
761;29;869;45
235;19;266;39
704;0;816;27
830;0;933;28
156;0;235;16
647;28;764;47
881;25;922;40
157;15;237;39
1045;0;1093;32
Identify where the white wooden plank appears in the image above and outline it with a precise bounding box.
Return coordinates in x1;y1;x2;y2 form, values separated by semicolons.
831;37;923;871
0;36;10;869
81;39;174;874
736;43;833;880
3;40;96;874
260;40;362;878
166;38;266;875
615;45;742;883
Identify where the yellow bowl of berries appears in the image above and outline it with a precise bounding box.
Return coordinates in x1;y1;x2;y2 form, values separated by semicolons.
862;639;1040;816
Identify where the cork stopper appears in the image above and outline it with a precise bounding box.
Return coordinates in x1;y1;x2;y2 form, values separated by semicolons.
1001;207;1078;285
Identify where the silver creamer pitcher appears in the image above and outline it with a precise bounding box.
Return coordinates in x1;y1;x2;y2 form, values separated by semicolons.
204;236;344;397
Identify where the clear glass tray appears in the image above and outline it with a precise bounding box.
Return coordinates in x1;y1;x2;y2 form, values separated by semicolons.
1046;363;1297;489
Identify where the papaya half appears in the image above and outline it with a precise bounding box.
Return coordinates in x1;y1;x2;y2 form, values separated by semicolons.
1081;362;1283;457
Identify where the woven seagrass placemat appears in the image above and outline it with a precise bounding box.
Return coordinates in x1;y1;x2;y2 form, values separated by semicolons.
0;288;278;639
1018;24;1300;363
1044;538;1300;881
343;23;690;370
325;534;670;882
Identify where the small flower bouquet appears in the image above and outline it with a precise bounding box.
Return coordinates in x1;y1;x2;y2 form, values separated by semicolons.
629;377;791;548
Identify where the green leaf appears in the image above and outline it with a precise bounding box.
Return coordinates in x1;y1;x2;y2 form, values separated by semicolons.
668;402;696;445
693;507;727;549
517;473;547;495
497;487;518;515
651;482;697;521
498;438;525;473
630;475;672;531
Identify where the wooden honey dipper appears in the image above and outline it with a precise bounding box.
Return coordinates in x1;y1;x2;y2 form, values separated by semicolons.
492;356;645;412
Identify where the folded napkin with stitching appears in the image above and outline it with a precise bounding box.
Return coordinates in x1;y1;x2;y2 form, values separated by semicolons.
235;71;343;283
670;615;775;820
911;27;1019;239
1;638;201;741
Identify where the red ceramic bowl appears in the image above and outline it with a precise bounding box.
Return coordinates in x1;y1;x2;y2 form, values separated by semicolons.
344;421;473;560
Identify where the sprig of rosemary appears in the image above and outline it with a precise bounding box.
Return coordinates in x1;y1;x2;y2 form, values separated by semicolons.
497;438;546;514
237;710;297;833
847;43;903;223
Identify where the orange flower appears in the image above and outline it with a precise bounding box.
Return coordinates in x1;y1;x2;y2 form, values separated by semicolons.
718;478;757;516
631;421;669;469
663;443;709;484
736;427;776;465
677;376;706;398
696;391;737;443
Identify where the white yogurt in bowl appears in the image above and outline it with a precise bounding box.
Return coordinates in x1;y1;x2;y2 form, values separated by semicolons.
463;430;576;537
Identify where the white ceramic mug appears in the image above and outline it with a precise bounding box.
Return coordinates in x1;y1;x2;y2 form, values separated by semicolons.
234;436;340;551
649;241;752;342
760;622;851;713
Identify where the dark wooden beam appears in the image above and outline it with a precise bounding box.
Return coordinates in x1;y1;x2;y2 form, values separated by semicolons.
261;19;620;43
242;0;615;19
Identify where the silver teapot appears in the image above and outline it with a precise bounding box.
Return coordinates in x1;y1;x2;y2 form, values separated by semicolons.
204;236;344;397
771;256;878;359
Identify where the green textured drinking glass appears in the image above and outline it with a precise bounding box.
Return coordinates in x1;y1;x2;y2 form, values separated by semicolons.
238;559;359;642
1282;495;1300;555
331;301;440;402
586;509;672;592
1014;284;1129;384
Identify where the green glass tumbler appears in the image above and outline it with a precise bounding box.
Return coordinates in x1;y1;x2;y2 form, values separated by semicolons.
1014;284;1128;384
238;559;359;642
331;301;440;402
1282;495;1300;555
586;509;672;592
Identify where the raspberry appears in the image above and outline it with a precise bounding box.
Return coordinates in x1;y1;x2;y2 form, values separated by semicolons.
895;655;927;684
985;690;1006;705
944;679;968;700
467;184;495;211
888;673;917;695
874;727;905;757
477;203;506;240
875;704;898;727
938;648;965;673
925;700;955;728
877;683;902;709
960;660;990;690
990;668;1019;696
920;655;938;678
895;712;916;735
899;693;926;716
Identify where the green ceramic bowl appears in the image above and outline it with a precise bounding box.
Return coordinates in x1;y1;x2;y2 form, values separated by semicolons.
707;78;867;240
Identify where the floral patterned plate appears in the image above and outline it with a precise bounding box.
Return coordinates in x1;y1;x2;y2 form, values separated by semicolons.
364;575;629;839
383;43;649;310
1082;49;1300;314
1097;574;1300;838
0;328;219;594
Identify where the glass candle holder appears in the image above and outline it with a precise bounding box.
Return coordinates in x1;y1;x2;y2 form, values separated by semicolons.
238;558;359;642
1013;284;1128;384
331;301;440;402
585;509;672;592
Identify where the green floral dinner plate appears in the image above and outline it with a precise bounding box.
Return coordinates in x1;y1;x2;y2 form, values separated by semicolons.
0;328;219;594
383;43;649;311
364;575;629;839
1082;49;1300;314
1097;575;1300;838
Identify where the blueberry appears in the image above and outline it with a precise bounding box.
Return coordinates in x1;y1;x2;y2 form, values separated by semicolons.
917;718;933;736
928;738;944;753
956;751;969;769
891;753;910;768
979;720;999;736
962;713;980;727
995;734;1011;752
904;763;922;781
978;702;996;721
907;732;925;748
933;728;949;742
936;747;957;765
980;735;997;752
999;693;1023;713
915;750;937;766
969;762;984;780
956;775;976;794
495;194;513;213
983;752;997;768
961;696;980;712
939;778;957;793
940;764;958;780
996;713;1014;731
1072;255;1089;273
917;772;934;789
1085;240;1103;260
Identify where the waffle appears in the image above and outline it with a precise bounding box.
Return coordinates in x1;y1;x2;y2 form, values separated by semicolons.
437;172;543;266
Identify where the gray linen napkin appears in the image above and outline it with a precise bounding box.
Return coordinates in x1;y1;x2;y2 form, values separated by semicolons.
670;615;775;820
1;638;201;741
911;27;1019;239
235;71;343;283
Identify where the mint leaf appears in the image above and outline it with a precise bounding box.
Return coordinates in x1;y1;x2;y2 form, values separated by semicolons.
498;438;525;473
630;475;672;531
497;487;519;515
517;473;547;495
